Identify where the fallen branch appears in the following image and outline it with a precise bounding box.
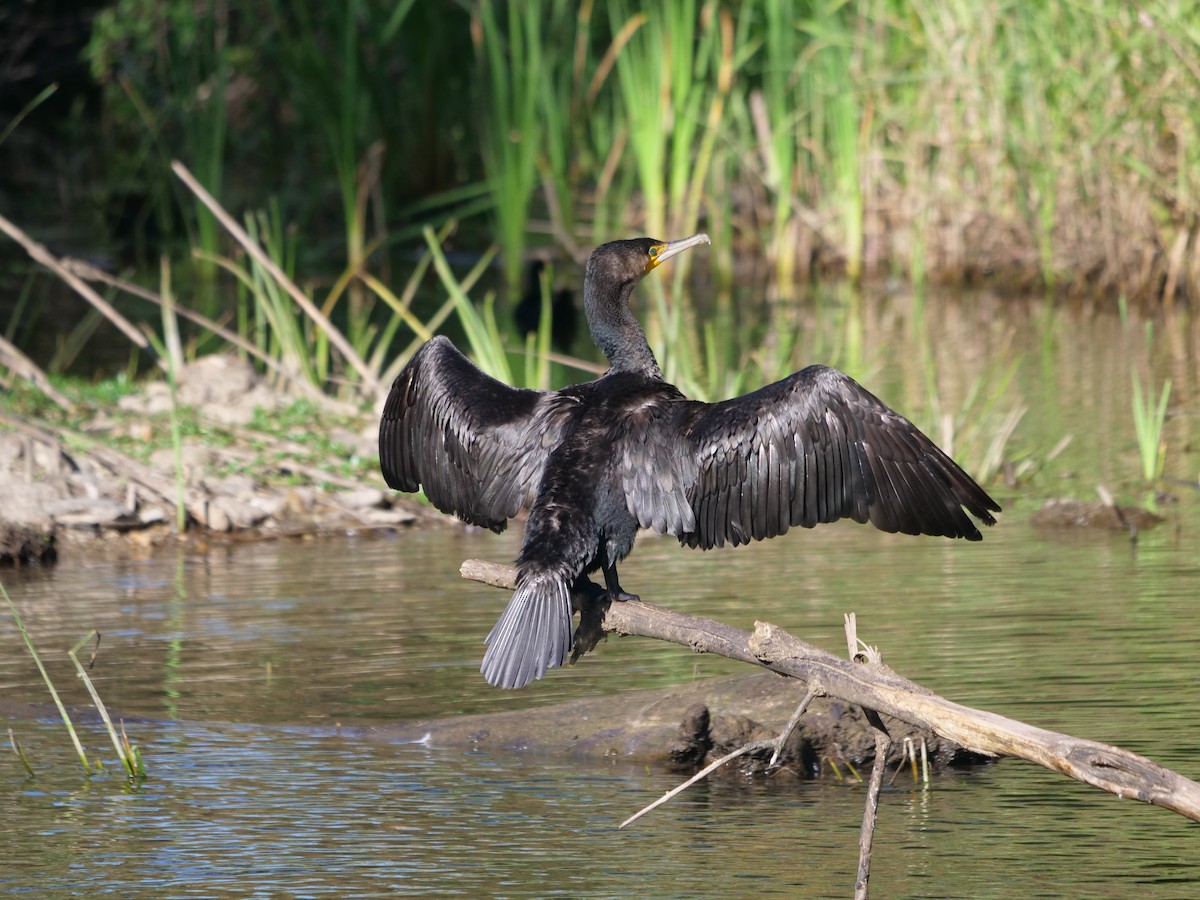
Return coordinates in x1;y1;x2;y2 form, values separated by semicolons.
621;686;820;830
460;558;1200;823
0;213;161;367
856;708;891;900
0;334;75;414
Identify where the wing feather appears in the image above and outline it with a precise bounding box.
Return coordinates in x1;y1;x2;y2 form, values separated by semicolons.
378;336;571;531
670;365;1000;550
611;364;1000;551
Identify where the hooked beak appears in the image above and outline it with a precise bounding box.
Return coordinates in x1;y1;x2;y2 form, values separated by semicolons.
645;232;711;272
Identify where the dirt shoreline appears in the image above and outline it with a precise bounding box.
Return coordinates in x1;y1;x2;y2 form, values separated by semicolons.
0;353;428;562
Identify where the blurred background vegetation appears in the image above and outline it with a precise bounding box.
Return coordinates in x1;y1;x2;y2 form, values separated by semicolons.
1;0;1198;403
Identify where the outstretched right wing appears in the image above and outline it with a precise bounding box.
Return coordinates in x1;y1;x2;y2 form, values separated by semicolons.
673;365;1000;549
613;365;1000;550
379;336;574;531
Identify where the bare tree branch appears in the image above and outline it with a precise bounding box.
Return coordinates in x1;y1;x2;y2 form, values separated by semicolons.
460;558;1200;824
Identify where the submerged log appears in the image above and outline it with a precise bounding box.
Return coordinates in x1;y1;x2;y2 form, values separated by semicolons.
461;558;1200;824
380;668;972;775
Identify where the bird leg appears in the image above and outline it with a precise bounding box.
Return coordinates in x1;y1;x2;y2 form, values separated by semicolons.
567;565;637;666
570;575;609;611
569;576;611;663
602;561;639;602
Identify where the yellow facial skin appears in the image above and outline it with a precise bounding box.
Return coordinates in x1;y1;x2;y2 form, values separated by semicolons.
644;233;710;273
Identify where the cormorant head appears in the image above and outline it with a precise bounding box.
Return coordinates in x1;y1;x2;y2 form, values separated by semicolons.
585;233;711;296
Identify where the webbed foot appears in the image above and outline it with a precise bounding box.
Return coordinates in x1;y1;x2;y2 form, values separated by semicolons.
601;562;638;604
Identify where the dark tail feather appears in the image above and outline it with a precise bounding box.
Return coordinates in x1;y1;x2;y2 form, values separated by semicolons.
481;574;572;689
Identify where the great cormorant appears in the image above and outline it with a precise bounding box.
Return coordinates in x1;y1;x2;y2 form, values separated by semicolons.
379;234;1000;689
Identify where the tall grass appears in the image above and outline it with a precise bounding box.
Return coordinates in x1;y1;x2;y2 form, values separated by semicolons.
59;0;1200;307
3;583;145;779
475;0;548;298
156;259;188;532
606;0;731;241
69;633;146;780
88;2;231;310
756;0;802;291
12;0;1200;455
2;582;93;774
269;0;422;348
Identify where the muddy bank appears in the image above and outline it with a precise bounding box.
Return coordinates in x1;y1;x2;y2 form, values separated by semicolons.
1030;498;1164;532
0;353;430;558
364;672;990;776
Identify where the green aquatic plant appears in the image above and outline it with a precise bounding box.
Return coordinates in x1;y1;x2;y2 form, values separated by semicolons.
1131;370;1171;485
88;0;231;307
607;0;730;241
2;582;93;774
69;632;146;780
8;728;35;778
475;0;548;298
522;264;556;391
137;258;188;533
424;226;510;383
756;0;803;291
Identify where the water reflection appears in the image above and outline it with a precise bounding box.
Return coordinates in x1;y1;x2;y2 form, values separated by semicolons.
2;714;1197;898
2;287;1199;896
2;510;1199;897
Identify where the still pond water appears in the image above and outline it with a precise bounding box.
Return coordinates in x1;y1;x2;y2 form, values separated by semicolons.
2;290;1199;897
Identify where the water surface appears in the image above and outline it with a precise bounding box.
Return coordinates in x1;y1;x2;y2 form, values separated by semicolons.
2;290;1199;897
3;511;1198;899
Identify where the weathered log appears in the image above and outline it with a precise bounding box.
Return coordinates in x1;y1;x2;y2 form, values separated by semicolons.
461;558;1200;824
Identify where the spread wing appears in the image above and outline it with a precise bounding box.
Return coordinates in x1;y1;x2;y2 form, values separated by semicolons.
620;365;1000;549
379;336;572;531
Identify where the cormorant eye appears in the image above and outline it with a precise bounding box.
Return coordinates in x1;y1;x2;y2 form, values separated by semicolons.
648;246;659;259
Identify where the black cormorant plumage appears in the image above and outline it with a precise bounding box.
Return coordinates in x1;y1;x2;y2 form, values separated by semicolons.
379;234;1000;689
513;259;578;353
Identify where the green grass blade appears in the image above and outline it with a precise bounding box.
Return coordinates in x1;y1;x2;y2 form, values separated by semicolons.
68;633;144;780
2;582;93;773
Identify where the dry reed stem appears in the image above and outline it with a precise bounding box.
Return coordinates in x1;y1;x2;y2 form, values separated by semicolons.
170;161;382;397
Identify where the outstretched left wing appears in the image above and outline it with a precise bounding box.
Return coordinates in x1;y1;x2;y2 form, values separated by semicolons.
379;336;574;531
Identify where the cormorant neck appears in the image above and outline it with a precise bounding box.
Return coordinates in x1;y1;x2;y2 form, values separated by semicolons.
585;276;661;377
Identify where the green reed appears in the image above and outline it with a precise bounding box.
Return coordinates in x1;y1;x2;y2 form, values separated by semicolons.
69;632;146;780
8;728;35;778
139;257;189;533
475;0;547;298
757;0;802;291
0;83;57;148
424;226;510;382
2;582;93;774
1131;371;1171;485
605;0;729;241
88;2;230;309
608;0;667;238
522;265;556;391
11;0;1200;435
268;0;415;349
56;0;1199;308
817;29;863;285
